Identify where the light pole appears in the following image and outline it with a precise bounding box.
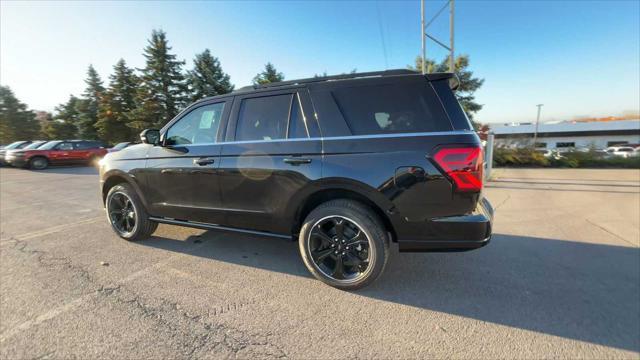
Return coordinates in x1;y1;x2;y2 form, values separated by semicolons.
533;104;543;148
421;0;426;74
449;0;455;72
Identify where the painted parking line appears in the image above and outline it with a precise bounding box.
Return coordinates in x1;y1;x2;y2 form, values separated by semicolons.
0;216;105;243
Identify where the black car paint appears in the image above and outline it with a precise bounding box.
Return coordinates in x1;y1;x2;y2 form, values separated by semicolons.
100;73;492;251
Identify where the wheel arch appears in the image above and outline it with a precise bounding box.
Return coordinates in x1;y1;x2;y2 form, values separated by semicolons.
101;170;149;209
290;180;398;242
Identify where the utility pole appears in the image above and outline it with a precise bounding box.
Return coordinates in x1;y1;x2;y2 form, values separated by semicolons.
533;104;544;148
421;0;426;74
422;0;455;73
449;0;455;72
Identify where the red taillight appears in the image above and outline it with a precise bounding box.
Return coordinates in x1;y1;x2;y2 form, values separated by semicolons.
432;146;483;192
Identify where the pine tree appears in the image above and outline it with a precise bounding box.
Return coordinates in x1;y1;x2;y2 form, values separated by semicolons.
129;29;188;130
253;62;284;85
42;95;80;140
0;86;40;143
75;65;104;139
187;49;233;101
96;59;139;142
410;54;484;124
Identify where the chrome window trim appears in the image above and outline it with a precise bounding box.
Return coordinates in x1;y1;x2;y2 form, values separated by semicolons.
211;130;474;145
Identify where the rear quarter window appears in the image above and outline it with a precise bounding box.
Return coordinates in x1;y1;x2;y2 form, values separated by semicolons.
330;81;452;135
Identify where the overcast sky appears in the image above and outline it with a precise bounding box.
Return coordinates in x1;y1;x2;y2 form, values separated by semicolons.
1;0;639;124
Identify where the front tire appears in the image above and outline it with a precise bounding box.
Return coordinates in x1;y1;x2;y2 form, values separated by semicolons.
29;156;49;170
299;199;389;290
105;183;157;241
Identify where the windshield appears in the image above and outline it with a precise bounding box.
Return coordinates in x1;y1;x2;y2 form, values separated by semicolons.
39;141;62;150
23;141;48;150
4;141;26;150
112;142;130;150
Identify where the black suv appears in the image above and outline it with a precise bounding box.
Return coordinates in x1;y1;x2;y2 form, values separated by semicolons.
100;70;493;289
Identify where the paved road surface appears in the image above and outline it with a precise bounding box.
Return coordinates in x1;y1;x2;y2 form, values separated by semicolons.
1;166;638;359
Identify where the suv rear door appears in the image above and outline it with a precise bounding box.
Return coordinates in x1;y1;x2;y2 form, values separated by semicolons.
218;88;321;235
71;141;101;162
143;99;231;224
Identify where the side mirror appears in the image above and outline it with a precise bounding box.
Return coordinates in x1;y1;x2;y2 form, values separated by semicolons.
140;129;160;145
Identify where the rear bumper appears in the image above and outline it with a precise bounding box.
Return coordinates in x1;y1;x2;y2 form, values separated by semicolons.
397;197;493;252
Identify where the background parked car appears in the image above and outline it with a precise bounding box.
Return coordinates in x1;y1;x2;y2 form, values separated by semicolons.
3;140;49;166
8;140;108;170
0;140;33;165
107;142;134;152
606;146;637;158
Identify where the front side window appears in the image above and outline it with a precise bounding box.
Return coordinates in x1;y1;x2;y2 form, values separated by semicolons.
236;94;292;141
166;102;225;145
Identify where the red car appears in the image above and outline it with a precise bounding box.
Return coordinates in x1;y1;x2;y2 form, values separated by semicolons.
6;140;108;170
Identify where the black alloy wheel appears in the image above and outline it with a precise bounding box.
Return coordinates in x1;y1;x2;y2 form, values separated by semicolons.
108;192;137;236
308;215;374;282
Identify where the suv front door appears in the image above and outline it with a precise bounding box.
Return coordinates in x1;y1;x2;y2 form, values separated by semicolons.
49;142;74;164
143;100;231;224
219;89;322;235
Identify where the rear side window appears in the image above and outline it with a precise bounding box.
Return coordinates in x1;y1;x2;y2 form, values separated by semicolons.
331;82;452;135
75;141;101;150
431;80;473;130
236;94;292;141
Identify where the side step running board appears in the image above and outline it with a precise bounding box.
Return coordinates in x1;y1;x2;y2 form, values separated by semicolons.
148;217;292;240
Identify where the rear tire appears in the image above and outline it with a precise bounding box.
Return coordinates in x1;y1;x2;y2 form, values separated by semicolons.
105;183;157;241
29;157;49;170
298;199;389;290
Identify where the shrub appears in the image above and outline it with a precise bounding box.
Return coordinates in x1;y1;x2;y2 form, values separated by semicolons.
492;148;640;168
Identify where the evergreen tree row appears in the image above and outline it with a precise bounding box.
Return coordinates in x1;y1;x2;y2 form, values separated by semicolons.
1;29;285;144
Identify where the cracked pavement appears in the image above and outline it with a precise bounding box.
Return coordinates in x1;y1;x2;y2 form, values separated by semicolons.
1;166;639;359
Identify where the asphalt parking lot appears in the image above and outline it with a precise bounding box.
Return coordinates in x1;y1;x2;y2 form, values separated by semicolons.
0;166;638;359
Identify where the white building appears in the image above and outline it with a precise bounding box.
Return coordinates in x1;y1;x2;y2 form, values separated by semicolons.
491;119;640;149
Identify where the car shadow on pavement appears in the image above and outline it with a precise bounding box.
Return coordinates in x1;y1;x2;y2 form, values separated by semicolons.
138;232;640;352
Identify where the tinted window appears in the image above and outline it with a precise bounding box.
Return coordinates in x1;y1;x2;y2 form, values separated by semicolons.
75;141;101;150
288;94;309;139
431;79;473;130
56;142;73;150
236;94;292;141
166;103;225;145
331;82;452;135
556;142;575;148
112;142;130;150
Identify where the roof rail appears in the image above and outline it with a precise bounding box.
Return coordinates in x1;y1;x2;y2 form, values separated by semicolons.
236;69;422;92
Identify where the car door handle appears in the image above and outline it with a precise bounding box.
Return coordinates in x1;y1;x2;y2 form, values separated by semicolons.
194;157;215;166
283;157;312;165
